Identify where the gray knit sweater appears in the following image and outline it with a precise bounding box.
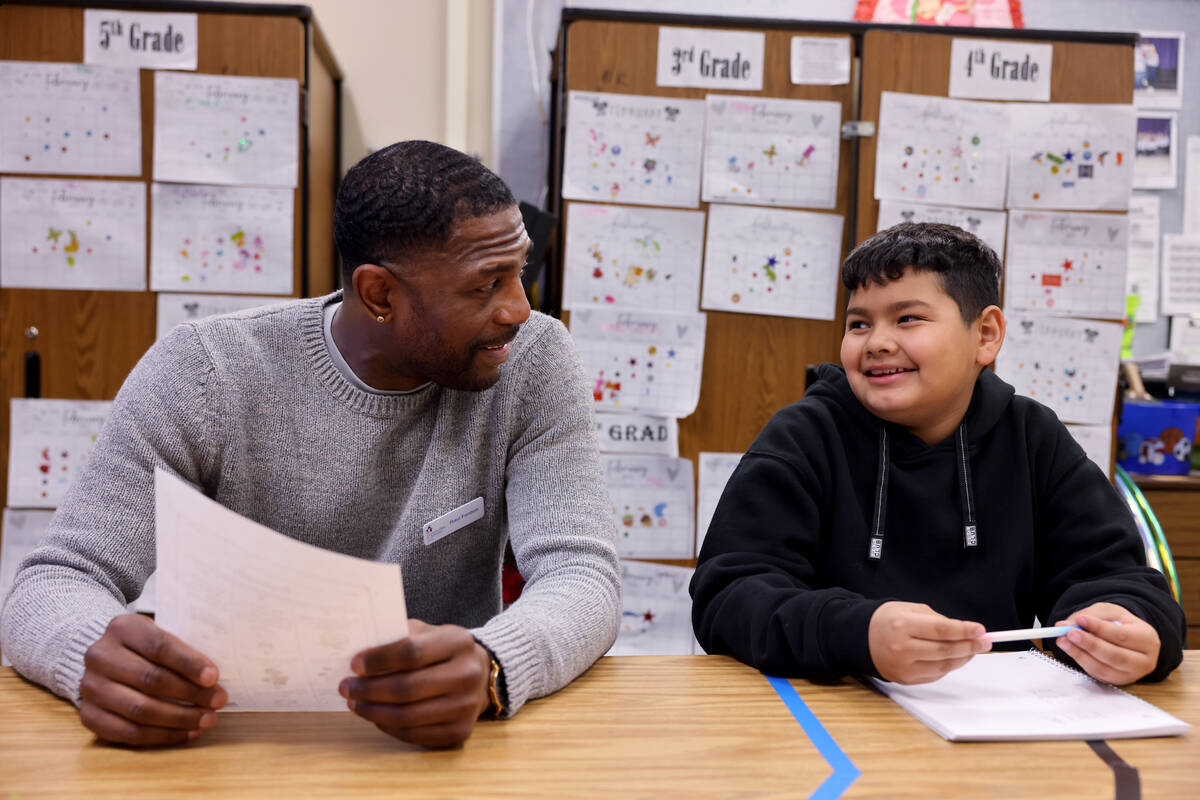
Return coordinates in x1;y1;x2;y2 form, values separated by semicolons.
0;293;620;715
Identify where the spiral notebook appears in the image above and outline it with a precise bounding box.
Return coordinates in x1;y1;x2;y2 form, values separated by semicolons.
872;650;1190;741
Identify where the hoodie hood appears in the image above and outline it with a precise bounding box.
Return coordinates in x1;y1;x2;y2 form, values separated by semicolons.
805;363;1015;561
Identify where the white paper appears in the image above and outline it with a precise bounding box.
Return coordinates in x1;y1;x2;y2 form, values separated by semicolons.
84;10;198;70
562;91;705;208
150;183;294;294
562;203;704;311
696;452;742;552
656;27;764;91
874;92;1010;209
570;307;706;418
1184;136;1200;233
1161;234;1200;316
995;314;1122;425
876;199;1007;260
0;178;146;291
1134;112;1178;190
1127;194;1161;323
1065;424;1112;479
601;455;694;559
606;560;697;656
0;61;141;176
1169;317;1200;362
156;292;282;340
153;72;299;188
154;469;409;711
594;412;678;457
7;399;111;508
790;36;851;85
1006;103;1136;211
1003;210;1128;320
702;203;843;320
0;508;55;666
948;39;1052;102
702;95;841;209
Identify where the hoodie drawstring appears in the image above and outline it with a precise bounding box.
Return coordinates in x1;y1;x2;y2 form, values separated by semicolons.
867;422;978;561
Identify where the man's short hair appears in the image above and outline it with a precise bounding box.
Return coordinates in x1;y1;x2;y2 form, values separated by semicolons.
841;222;1002;323
333;140;516;282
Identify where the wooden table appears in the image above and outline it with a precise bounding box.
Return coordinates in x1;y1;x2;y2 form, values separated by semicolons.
1;654;1197;798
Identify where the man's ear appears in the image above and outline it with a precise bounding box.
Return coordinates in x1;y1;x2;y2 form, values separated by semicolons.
351;264;398;321
974;305;1006;367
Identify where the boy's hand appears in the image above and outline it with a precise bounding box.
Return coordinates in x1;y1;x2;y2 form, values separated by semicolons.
868;601;991;683
79;613;226;747
339;619;492;748
1055;602;1160;685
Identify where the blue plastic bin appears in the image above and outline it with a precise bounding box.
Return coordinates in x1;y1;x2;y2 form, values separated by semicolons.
1117;400;1200;476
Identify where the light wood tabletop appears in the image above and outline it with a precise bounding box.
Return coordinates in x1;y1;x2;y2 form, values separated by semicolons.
1;653;1197;798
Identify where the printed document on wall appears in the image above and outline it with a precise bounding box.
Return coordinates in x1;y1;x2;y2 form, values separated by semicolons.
607;560;697;656
995;314;1122;425
154;469;409;711
156;292;283;340
1006;103;1135;210
1160;234;1200;315
153;72;299;188
601;455;694;559
7;399;111;508
702;95;841;208
150;183;294;294
696;452;743;552
570;307;706;418
0;61;141;176
562;91;705;208
1004;210;1128;320
0;178;146;291
1065;424;1112;479
874;92;1010;209
876;198;1007;259
702;204;842;320
563;203;705;312
1126;194;1161;323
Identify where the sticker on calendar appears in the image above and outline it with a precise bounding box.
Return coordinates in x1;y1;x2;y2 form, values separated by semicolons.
422;497;484;545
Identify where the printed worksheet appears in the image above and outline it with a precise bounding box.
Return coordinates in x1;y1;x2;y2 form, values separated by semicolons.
562;91;705;208
154;469;409;711
1006;103;1135;210
150;183;294;294
1004;210;1128;319
7;399;111;508
1127;194;1161;323
594;411;679;457
1065;424;1113;479
607;560;698;657
1169;316;1200;362
0;177;145;291
153;72;299;188
0;508;54;666
995;315;1122;425
602;454;695;559
876;199;1007;259
156;292;282;340
1160;234;1200;316
562;202;705;311
696;452;743;552
702;203;843;320
0;60;141;176
570;307;706;418
874;92;1010;209
702;94;841;208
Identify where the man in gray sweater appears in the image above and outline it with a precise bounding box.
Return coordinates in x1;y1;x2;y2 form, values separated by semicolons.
0;141;621;748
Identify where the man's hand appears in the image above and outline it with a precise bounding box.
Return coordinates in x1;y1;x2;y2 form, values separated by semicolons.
1055;602;1160;685
79;613;226;746
868;601;991;684
339;619;492;748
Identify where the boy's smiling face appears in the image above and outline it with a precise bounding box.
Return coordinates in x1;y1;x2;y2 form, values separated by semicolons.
841;267;1004;445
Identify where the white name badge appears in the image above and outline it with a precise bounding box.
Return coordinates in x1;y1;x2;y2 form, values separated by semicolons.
423;497;484;545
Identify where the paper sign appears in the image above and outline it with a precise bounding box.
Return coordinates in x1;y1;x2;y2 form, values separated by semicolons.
656;27;764;91
1127;194;1161;323
607;560;697;657
84;9;198;70
790;36;851;85
7;399;112;508
696;452;743;552
1169;316;1200;362
876;199;1007;259
594;412;679;457
602;455;694;559
1161;234;1200;316
948;39;1052;101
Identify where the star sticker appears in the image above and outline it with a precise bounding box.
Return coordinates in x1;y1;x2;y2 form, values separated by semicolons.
1061;259;1073;271
643;610;655;622
762;144;777;160
767;256;778;267
47;227;62;243
1063;149;1074;162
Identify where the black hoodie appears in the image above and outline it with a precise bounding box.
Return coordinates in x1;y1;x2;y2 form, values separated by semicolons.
690;363;1186;682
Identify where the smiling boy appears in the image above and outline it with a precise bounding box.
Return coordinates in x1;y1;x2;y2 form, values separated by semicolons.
691;222;1185;686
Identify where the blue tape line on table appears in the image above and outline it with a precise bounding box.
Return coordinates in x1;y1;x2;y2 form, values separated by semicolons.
766;674;861;800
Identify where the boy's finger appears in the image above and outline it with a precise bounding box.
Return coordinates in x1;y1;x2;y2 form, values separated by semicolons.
918;616;986;642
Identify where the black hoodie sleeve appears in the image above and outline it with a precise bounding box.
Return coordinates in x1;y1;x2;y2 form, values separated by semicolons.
690;439;885;681
1032;410;1187;682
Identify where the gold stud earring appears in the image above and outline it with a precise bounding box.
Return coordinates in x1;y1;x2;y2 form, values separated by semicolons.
376;315;386;323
